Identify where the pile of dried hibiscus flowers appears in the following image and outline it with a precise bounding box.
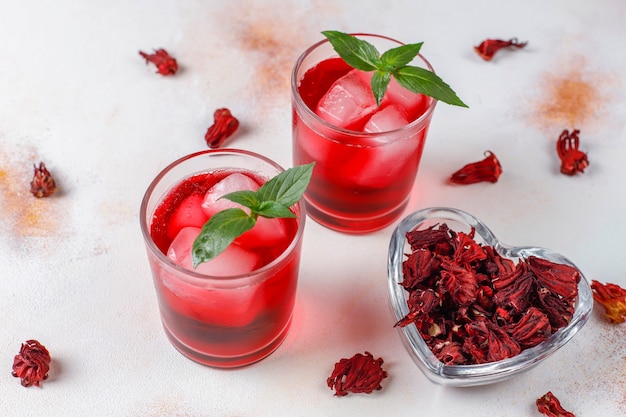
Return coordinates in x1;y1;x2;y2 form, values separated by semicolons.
395;223;581;365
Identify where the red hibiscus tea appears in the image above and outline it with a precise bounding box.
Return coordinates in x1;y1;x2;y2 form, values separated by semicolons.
140;150;305;368
292;34;437;233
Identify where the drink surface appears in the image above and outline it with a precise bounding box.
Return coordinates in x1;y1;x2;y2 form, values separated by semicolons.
298;57;431;130
293;56;433;233
150;169;298;271
148;168;301;367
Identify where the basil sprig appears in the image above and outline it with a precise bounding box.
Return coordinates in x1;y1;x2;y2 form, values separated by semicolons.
191;162;314;268
322;30;467;108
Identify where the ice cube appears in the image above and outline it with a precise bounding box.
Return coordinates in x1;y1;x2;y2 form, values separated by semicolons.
315;69;377;129
342;105;423;188
199;172;290;249
166;193;209;241
201;172;260;217
341;141;420;189
162;226;264;327
363;104;410;133
167;226;260;276
381;76;430;117
236;216;289;248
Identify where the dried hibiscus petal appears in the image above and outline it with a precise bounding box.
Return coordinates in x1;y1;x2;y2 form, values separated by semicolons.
327;352;387;396
139;48;178;76
431;338;466;365
30;162;57;198
538;289;576;328
463;320;521;363
483;246;516;279
505;306;552;349
449;151;502;185
536;391;575;417
401;249;439;290
406;223;453;252
527;256;580;300
439;258;480;307
590;280;626;323
492;268;534;315
451;229;487;265
205;108;240;148
474;38;528;61
12;340;51;387
556;129;589;176
395;288;440;327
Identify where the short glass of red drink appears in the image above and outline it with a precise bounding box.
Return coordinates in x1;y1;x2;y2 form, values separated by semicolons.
140;149;306;368
292;33;438;233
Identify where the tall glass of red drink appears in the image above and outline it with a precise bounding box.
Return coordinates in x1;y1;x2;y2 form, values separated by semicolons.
140;149;306;368
292;34;438;233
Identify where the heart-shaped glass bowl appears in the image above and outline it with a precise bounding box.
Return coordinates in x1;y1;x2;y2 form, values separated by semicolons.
387;207;593;387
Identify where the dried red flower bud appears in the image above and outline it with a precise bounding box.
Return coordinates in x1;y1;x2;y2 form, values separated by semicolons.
475;284;495;311
432;339;466;365
538;289;575;328
474;38;528;61
395;288;440;328
439;258;480;307
463;320;521;363
139;48;178;76
327;352;387;396
452;230;487;265
527;256;580;300
556;129;589;175
449;151;502;185
590;280;626;323
12;340;51;387
30;162;57;198
401;249;438;290
406;223;453;252
491;260;529;291
204;108;240;148
505;306;552;348
536;391;576;417
492;267;534;315
483;246;516;279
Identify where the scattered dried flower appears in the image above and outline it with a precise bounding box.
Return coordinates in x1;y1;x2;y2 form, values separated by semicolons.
327;352;387;396
474;38;528;61
591;280;626;323
139;48;178;76
205;108;240;148
30;162;57;198
12;340;51;387
449;151;502;185
536;391;576;417
556;129;588;175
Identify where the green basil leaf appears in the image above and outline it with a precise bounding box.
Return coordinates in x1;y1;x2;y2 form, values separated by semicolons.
191;163;314;267
192;208;256;267
321;30;381;71
380;43;422;69
371;70;391;107
256;201;297;219
321;30;467;108
393;66;468;107
221;190;260;210
257;162;314;208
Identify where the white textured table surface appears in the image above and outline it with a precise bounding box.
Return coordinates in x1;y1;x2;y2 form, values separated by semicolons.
1;1;625;415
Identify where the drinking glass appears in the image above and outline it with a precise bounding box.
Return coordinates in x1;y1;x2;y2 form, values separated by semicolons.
292;33;438;233
140;149;306;368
